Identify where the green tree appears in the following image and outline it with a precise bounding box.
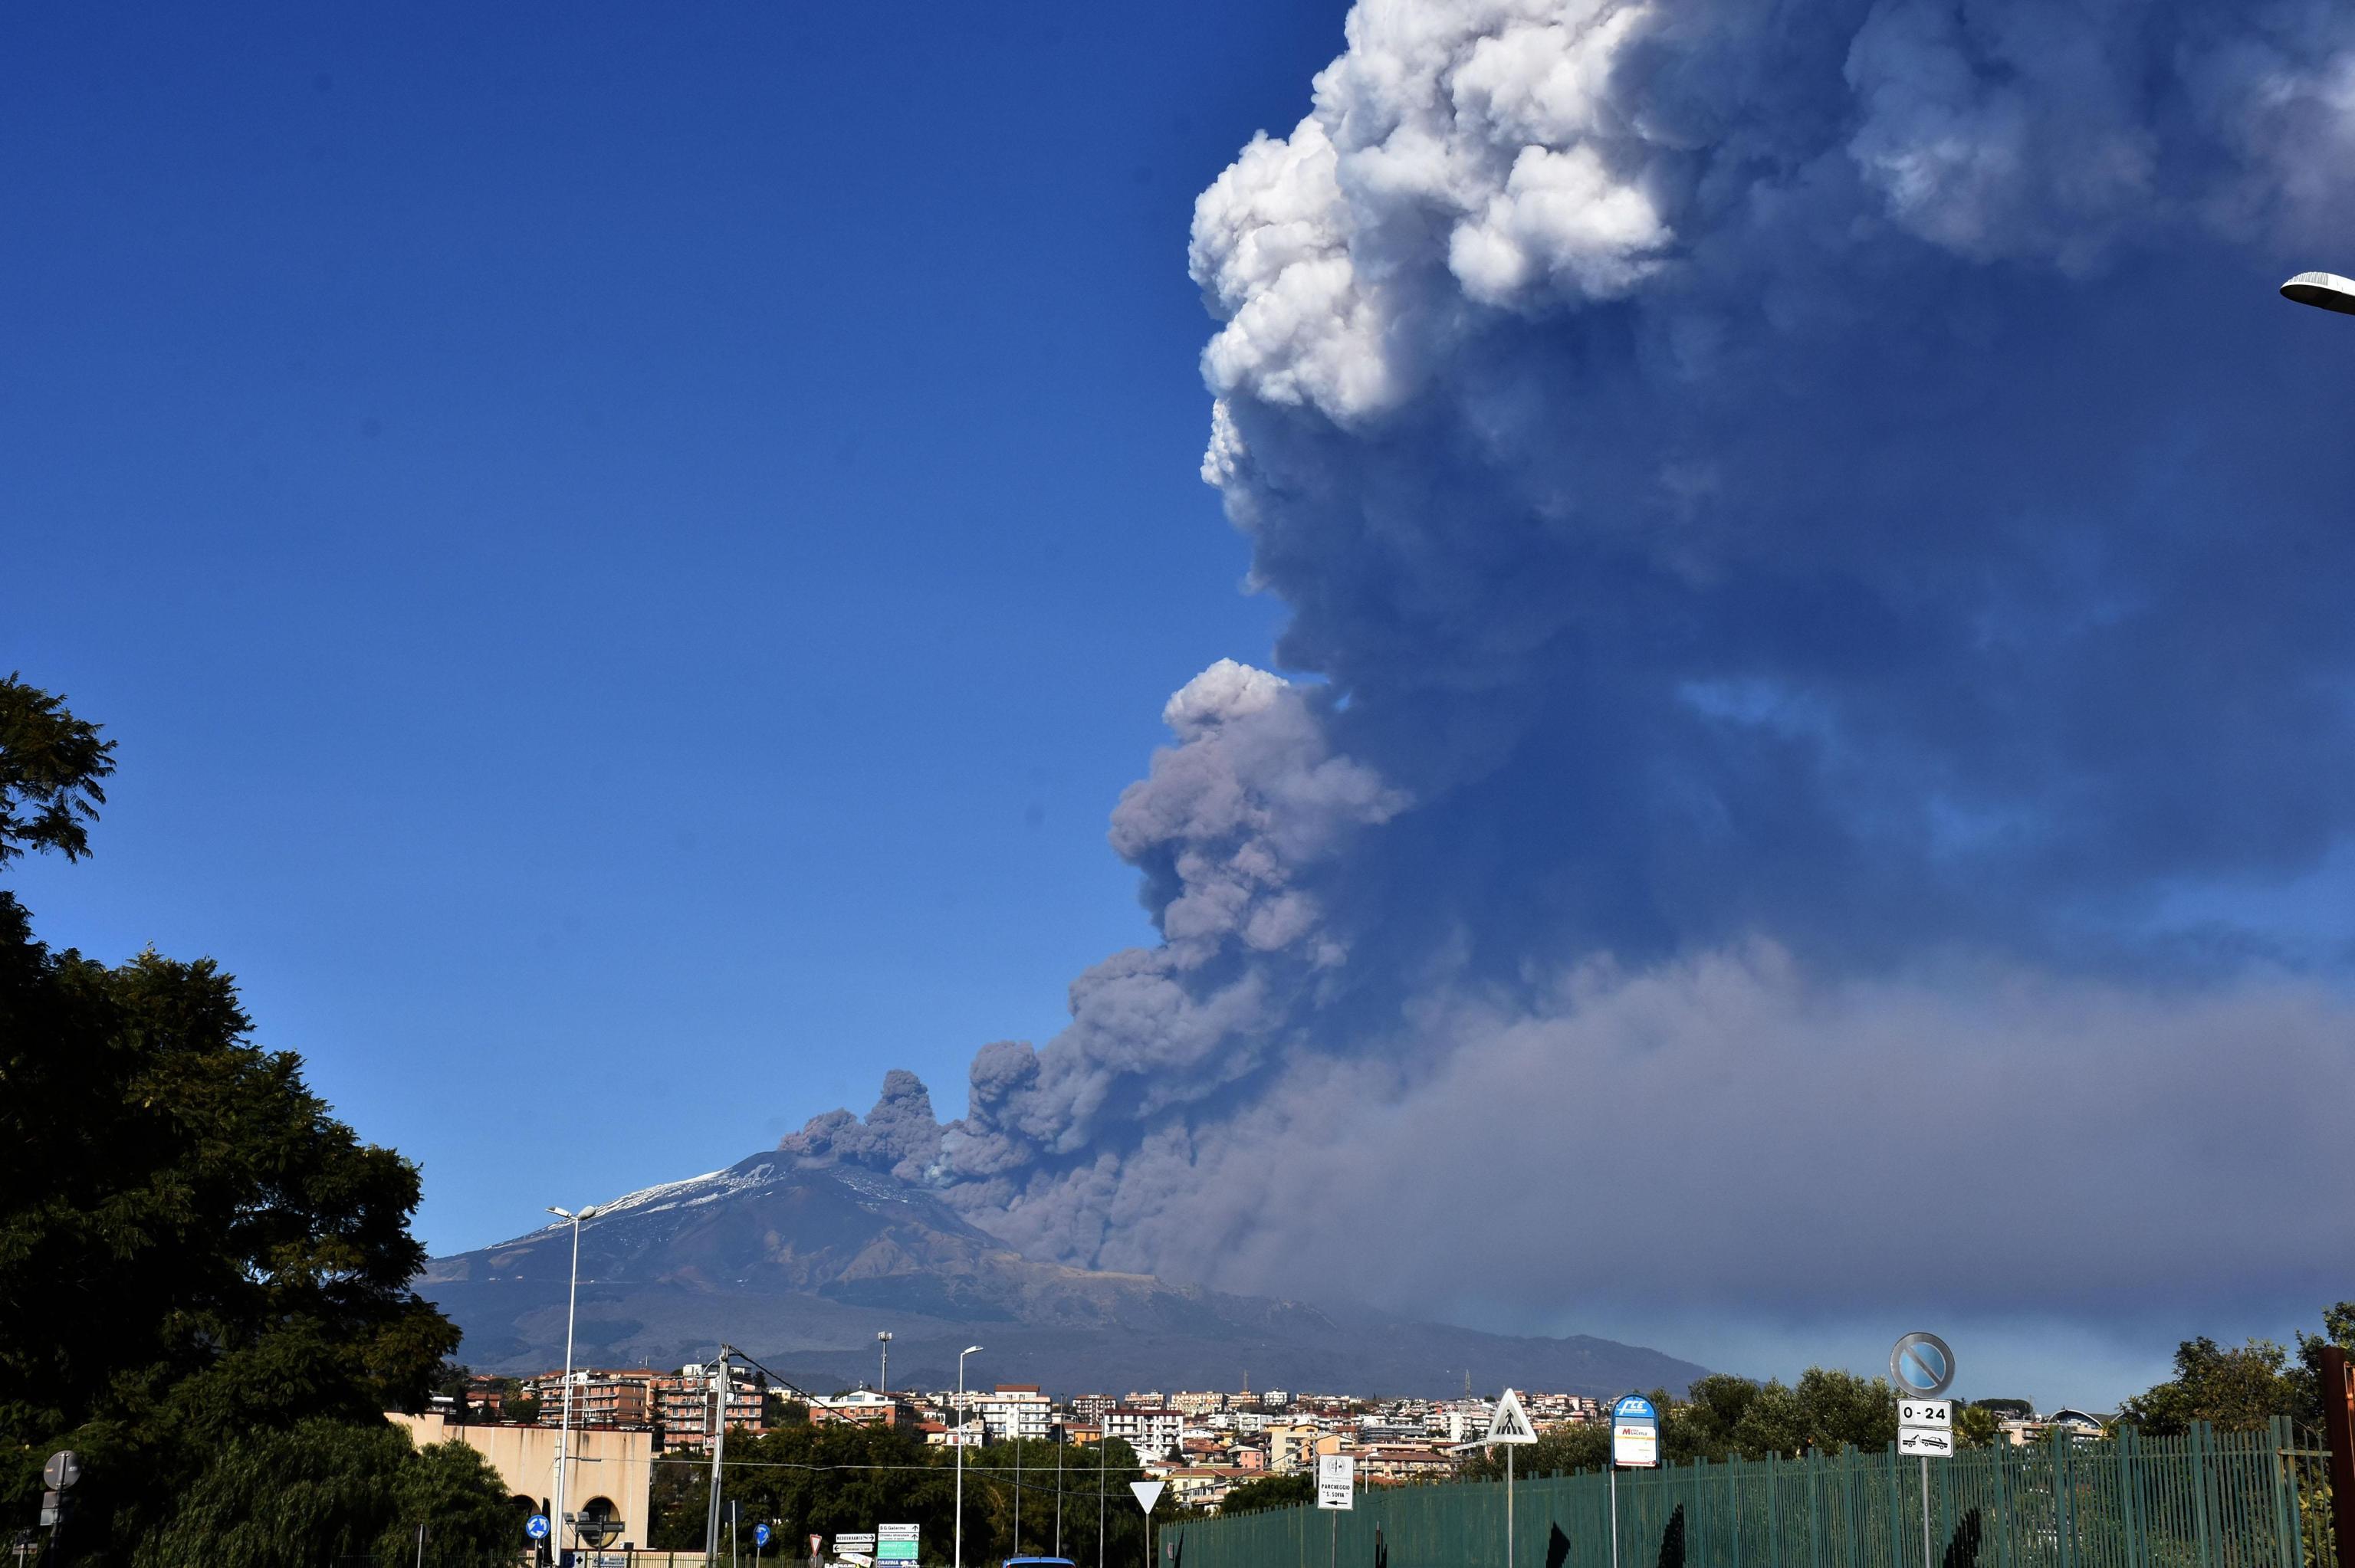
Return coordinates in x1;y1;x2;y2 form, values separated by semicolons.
1217;1475;1312;1516
0;673;117;865
2119;1337;2299;1435
1726;1369;1900;1457
133;1420;516;1568
0;676;469;1562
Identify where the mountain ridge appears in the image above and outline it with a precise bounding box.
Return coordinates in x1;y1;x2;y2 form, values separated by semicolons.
419;1152;1706;1399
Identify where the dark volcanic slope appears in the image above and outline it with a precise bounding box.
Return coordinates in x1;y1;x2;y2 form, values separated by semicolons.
419;1153;1705;1398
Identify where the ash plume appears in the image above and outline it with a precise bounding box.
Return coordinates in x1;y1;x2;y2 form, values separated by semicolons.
787;0;2355;1335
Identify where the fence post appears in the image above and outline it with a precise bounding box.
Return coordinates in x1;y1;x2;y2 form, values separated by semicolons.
2321;1347;2355;1568
2192;1421;2219;1568
2271;1415;2302;1568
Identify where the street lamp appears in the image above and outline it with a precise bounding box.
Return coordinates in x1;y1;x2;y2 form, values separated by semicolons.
2281;271;2355;315
954;1345;982;1568
547;1204;599;1566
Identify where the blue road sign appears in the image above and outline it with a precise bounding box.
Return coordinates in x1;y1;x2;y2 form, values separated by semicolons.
1890;1333;1956;1397
756;1526;773;1548
527;1516;551;1540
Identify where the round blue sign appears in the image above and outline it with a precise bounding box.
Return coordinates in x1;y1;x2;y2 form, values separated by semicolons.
526;1515;551;1540
756;1526;773;1548
1890;1332;1956;1397
1612;1395;1657;1422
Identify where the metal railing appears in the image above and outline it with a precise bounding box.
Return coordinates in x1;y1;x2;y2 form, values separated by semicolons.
1180;1423;2327;1568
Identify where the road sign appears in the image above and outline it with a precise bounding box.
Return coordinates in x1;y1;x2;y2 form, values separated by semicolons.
1130;1481;1165;1514
835;1536;878;1553
1611;1395;1660;1468
1484;1389;1536;1445
527;1516;551;1541
41;1453;80;1492
1898;1398;1954;1458
808;1536;823;1560
1315;1455;1355;1509
1890;1333;1956;1398
877;1525;918;1561
755;1526;773;1549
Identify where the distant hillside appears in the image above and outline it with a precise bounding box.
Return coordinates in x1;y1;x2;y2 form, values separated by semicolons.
419;1153;1706;1397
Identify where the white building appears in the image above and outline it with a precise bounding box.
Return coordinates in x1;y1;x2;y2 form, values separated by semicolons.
974;1384;1054;1443
1105;1406;1184;1460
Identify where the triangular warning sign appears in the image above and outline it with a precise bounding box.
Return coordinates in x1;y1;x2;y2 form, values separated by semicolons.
1131;1481;1166;1514
1485;1387;1536;1445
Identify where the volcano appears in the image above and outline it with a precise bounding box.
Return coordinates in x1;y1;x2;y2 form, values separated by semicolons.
418;1152;1706;1397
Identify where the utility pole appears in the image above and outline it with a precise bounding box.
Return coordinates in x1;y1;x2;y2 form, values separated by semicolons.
705;1349;735;1564
547;1205;598;1568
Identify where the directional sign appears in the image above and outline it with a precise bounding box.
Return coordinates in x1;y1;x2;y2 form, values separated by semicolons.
755;1526;773;1549
1611;1395;1660;1468
527;1516;552;1541
1130;1481;1166;1514
1898;1398;1954;1459
1890;1333;1956;1398
877;1525;918;1561
835;1536;878;1552
1315;1455;1356;1510
1484;1389;1536;1445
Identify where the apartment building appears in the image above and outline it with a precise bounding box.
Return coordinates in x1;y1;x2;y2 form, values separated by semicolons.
1104;1406;1184;1461
653;1365;765;1449
973;1384;1054;1442
1170;1391;1227;1417
520;1369;659;1429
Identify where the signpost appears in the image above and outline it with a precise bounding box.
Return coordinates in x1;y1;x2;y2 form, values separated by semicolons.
1132;1482;1166;1568
1608;1395;1660;1568
878;1524;920;1563
527;1517;552;1543
756;1523;772;1566
1484;1389;1536;1568
1890;1336;1959;1568
1316;1455;1356;1568
836;1532;877;1566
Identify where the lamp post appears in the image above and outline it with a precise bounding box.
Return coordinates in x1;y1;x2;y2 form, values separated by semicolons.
547;1205;599;1567
955;1346;982;1568
2281;271;2355;315
877;1331;892;1397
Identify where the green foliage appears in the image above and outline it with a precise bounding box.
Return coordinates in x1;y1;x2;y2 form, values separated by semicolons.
1951;1403;2001;1449
0;678;467;1563
2120;1336;2299;1435
649;1432;1152;1567
0;673;117;865
133;1421;517;1568
1217;1475;1313;1517
1461;1369;1906;1481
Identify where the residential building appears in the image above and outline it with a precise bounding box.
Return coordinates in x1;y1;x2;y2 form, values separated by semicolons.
1357;1445;1453;1485
974;1384;1053;1443
1171;1391;1227;1417
810;1389;923;1429
1105;1406;1184;1461
1071;1394;1118;1424
652;1364;764;1450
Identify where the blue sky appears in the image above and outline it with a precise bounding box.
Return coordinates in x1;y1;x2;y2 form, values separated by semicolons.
1;2;1340;1247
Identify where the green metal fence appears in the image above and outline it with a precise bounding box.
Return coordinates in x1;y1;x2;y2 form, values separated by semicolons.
1180;1424;2334;1568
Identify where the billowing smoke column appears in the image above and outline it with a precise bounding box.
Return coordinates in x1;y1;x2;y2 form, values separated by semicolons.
788;0;2355;1334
